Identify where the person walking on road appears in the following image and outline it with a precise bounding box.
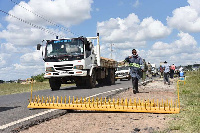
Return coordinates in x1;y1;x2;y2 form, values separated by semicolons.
159;65;164;78
142;59;148;85
162;61;170;85
124;49;144;94
170;64;175;79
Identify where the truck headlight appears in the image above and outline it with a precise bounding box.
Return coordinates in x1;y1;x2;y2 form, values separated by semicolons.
46;67;55;72
73;65;83;69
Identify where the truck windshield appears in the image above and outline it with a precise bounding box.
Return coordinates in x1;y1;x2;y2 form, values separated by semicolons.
46;39;84;57
117;66;129;71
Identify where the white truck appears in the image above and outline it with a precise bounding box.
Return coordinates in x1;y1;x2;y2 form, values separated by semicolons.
37;33;117;90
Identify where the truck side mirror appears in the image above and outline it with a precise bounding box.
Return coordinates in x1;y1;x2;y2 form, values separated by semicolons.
89;42;93;50
37;44;41;50
84;38;87;45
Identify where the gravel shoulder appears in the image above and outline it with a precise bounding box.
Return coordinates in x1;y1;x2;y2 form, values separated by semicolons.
21;78;179;133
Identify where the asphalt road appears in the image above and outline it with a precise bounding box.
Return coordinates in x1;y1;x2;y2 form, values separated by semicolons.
0;79;137;132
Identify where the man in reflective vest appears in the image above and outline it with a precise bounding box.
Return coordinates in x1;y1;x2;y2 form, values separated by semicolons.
124;49;144;94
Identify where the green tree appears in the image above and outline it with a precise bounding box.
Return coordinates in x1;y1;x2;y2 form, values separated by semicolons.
32;73;45;82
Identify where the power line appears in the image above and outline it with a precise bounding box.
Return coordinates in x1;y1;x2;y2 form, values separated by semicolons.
0;9;65;38
10;0;79;37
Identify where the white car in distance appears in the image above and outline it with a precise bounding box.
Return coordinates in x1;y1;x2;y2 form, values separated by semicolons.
115;66;131;81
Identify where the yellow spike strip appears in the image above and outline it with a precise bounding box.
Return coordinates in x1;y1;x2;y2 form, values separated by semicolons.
28;96;180;113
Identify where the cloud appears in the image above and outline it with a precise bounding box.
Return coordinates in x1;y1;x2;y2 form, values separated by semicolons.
0;46;44;80
20;50;43;66
97;13;171;43
133;0;140;8
0;54;7;67
145;32;199;65
7;0;93;27
0;0;93;46
167;0;200;32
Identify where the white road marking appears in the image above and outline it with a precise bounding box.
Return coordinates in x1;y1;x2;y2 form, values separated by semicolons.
0;109;57;130
0;87;127;130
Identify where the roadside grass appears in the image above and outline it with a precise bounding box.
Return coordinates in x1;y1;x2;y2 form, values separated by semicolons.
0;81;74;96
167;70;200;133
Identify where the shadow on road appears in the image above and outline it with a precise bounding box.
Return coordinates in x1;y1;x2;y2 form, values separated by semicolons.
0;106;21;113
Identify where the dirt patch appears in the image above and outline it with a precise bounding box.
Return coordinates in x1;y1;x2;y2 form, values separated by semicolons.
21;78;178;133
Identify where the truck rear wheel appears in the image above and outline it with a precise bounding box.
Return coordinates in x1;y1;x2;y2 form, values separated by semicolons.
107;68;115;85
49;78;61;91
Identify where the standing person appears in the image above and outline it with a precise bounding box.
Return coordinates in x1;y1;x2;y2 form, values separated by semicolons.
147;62;152;78
170;64;175;79
142;59;148;85
159;65;164;78
162;61;170;85
124;49;144;94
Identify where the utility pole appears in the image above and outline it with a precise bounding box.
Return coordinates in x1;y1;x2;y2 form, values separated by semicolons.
110;43;114;59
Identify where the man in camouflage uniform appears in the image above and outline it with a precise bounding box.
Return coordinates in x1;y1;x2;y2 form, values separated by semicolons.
124;49;144;94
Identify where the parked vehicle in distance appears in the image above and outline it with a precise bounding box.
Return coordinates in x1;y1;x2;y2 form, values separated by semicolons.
115;66;131;81
151;64;157;76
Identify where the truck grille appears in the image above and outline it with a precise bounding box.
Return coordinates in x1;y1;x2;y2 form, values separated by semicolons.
54;64;73;71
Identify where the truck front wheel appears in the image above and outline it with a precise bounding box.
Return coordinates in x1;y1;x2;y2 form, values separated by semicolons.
87;70;96;88
49;78;61;91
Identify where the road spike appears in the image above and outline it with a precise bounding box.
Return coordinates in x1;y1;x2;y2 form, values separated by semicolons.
92;97;94;103
53;96;55;105
60;96;63;104
76;97;78;104
80;97;83;104
72;96;74;104
69;96;71;104
64;96;67;105
129;99;132;106
134;98;136;106
144;102;147;110
157;99;159;107
49;97;51;105
41;96;44;104
37;95;40;104
117;98;119;106
125;98;128;106
121;98;123;105
159;103;160;110
57;96;59;104
34;95;36;102
166;99;168;106
84;97;86;103
141;99;144;108
138;98;141;106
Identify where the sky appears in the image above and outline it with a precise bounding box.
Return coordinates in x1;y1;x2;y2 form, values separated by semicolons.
0;0;200;81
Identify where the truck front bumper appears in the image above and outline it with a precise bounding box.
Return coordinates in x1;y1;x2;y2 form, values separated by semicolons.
44;70;87;78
